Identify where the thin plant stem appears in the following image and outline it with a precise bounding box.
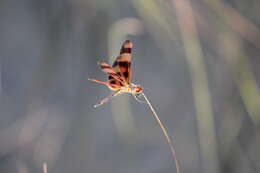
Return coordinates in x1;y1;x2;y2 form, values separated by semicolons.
43;162;48;173
141;92;181;173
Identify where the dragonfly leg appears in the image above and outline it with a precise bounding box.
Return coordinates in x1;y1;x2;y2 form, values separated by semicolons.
94;90;121;108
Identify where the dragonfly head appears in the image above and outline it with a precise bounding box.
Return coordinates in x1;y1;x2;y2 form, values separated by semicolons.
134;85;143;94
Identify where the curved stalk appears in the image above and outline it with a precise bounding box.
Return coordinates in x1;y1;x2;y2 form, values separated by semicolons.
141;92;181;173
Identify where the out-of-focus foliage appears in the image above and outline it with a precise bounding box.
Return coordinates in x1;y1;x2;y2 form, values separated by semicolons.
1;0;260;173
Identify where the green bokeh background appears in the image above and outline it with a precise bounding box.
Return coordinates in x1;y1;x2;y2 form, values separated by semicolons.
1;0;260;173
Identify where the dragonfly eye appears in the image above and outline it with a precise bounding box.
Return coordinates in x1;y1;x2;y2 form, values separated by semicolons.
135;86;143;93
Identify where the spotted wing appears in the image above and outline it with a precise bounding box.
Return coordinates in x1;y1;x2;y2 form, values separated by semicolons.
98;62;124;90
112;40;133;84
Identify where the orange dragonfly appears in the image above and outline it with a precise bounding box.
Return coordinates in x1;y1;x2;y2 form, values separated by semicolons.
88;40;143;107
88;40;181;173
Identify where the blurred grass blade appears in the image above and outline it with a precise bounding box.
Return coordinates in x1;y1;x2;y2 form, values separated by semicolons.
220;33;260;125
172;0;220;173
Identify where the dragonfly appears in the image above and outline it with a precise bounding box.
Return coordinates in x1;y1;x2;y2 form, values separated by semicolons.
88;40;143;107
88;40;181;173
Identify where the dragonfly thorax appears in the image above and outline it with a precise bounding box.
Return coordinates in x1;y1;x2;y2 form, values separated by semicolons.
119;83;142;94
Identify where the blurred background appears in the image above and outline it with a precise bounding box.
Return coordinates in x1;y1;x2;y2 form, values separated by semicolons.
1;0;260;173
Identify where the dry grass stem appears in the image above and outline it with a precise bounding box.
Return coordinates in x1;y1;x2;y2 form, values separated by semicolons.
43;162;48;173
141;92;181;173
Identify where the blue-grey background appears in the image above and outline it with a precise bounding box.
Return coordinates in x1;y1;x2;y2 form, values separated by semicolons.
1;0;260;173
